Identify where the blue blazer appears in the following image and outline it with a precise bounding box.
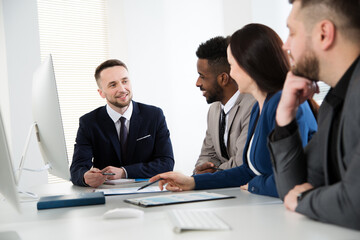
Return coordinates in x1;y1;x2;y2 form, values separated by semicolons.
194;91;317;197
70;101;174;186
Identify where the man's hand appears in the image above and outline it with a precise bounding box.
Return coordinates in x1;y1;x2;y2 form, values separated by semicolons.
194;162;217;175
276;72;319;126
149;172;195;192
101;166;125;180
83;168;107;188
284;183;314;211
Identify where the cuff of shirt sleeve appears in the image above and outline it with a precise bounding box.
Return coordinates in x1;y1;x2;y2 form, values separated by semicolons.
122;167;128;178
272;119;298;141
82;177;90;187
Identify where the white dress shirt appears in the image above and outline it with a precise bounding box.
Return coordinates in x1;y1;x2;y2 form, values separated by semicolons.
106;102;133;178
106;102;133;140
220;91;240;147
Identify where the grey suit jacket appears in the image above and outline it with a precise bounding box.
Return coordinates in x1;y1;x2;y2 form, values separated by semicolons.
194;93;255;172
268;60;360;230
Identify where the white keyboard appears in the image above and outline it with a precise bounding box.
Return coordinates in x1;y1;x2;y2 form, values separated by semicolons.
168;209;231;233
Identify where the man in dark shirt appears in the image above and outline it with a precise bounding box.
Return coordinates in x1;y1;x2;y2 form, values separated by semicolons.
268;0;360;230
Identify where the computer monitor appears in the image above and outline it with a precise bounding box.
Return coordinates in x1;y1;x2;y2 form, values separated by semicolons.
31;55;70;180
0;109;20;212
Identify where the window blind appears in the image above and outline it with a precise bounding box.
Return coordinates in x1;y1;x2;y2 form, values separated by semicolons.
37;0;109;183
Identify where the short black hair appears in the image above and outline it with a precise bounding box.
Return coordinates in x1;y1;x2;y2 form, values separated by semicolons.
94;59;128;84
196;36;230;75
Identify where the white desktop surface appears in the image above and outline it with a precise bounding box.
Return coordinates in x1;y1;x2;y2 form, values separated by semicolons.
0;182;359;240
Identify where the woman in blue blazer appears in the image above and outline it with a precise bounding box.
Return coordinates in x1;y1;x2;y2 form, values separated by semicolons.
150;23;318;198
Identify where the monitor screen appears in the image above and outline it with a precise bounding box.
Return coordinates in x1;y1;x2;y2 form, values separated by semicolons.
32;55;70;180
0;109;20;212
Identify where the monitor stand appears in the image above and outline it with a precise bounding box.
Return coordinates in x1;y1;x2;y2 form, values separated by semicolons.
15;123;50;200
17;123;50;184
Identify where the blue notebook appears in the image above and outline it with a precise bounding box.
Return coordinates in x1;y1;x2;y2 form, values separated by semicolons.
37;192;105;210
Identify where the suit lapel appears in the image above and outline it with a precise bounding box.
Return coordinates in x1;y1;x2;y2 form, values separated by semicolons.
213;103;222;155
126;101;142;163
99;106;122;162
318;103;335;184
226;95;242;145
337;117;346;176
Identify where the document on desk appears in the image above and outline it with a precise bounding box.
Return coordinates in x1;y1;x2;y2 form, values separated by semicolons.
124;191;235;207
94;186;166;196
104;178;149;185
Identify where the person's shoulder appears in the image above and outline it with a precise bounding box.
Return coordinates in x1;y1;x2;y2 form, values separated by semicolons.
134;101;164;115
347;60;360;98
80;106;105;121
134;101;161;110
298;100;311;113
268;91;282;103
264;91;281;111
261;91;282;121
297;101;317;126
236;93;256;107
208;101;221;112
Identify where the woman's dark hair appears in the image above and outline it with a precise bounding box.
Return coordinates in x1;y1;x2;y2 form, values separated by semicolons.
229;23;290;94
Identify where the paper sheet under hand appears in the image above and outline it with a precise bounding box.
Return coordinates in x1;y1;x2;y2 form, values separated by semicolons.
94;186;166;196
103;178;148;185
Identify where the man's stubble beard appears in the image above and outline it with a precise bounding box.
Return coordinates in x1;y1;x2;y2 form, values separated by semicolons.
109;94;133;109
291;48;320;82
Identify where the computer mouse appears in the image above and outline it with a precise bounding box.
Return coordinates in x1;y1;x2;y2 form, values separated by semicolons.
103;208;144;219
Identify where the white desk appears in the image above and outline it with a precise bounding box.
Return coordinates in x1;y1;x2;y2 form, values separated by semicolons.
0;182;359;240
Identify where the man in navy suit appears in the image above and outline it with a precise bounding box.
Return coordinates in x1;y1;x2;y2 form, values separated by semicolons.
70;59;174;187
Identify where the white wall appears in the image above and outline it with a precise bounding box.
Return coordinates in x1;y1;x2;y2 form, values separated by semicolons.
107;0;291;175
1;0;47;188
223;0;252;35
251;0;292;42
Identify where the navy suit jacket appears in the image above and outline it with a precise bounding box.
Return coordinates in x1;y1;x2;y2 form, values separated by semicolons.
194;91;317;197
70;101;174;186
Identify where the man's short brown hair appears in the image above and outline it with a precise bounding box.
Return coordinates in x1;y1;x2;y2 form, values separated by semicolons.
289;0;360;42
94;59;128;85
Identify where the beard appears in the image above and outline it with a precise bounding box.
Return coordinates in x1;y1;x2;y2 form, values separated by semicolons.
204;83;224;104
291;49;320;82
206;87;224;104
108;93;132;108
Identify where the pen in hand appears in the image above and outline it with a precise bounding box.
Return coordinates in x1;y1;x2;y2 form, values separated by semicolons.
137;178;164;191
102;172;115;176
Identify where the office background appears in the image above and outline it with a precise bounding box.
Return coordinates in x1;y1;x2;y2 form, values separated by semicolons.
0;0;292;188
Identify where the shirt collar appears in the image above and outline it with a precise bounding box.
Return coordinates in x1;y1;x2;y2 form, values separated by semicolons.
221;91;240;114
325;56;359;104
106;101;133;123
